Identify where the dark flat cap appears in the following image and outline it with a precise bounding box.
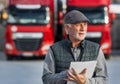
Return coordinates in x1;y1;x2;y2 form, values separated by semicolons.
64;10;89;24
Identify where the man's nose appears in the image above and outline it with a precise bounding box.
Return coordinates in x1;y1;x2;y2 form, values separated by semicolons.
80;24;84;30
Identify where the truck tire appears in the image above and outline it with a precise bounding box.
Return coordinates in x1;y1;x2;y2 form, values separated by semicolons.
6;55;13;61
105;54;110;60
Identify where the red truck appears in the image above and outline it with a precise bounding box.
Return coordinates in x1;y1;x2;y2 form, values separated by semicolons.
67;0;115;58
5;0;54;60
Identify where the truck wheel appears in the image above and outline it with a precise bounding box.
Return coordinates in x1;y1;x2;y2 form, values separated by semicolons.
105;54;110;60
6;55;13;61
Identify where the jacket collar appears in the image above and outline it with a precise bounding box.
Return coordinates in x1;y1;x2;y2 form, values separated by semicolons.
65;35;85;48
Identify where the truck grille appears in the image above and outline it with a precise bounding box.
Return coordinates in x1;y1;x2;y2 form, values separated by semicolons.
85;37;101;44
14;39;42;51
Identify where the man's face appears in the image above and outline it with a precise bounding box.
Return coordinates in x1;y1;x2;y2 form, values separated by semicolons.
67;21;88;41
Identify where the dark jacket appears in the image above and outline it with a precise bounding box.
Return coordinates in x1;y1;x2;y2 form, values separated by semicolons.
51;39;100;73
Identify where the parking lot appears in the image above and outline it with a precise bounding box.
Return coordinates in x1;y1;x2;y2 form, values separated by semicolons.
0;51;120;84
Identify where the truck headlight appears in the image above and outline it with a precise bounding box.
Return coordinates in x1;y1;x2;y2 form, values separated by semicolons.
86;32;101;38
101;43;109;50
5;43;13;50
41;44;51;51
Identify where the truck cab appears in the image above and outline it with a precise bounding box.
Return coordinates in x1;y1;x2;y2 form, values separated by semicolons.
67;0;115;58
5;0;54;60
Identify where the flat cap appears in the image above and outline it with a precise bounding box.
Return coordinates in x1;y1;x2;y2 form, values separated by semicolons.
64;10;89;24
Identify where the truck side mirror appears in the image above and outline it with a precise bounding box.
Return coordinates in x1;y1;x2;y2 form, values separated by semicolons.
109;12;116;20
109;12;116;25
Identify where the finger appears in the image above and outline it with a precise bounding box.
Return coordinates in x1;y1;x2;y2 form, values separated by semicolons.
64;78;69;81
67;70;76;79
64;77;75;81
80;68;87;74
68;77;75;81
71;67;79;76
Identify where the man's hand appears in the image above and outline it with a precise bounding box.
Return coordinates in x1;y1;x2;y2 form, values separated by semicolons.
65;67;87;84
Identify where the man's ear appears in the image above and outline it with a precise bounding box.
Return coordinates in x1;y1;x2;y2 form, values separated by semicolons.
64;24;69;34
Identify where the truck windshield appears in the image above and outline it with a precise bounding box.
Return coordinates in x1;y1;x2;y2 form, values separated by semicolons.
67;6;109;24
7;5;50;25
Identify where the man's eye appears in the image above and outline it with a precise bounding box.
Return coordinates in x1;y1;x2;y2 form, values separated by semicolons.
84;23;87;26
75;24;79;26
